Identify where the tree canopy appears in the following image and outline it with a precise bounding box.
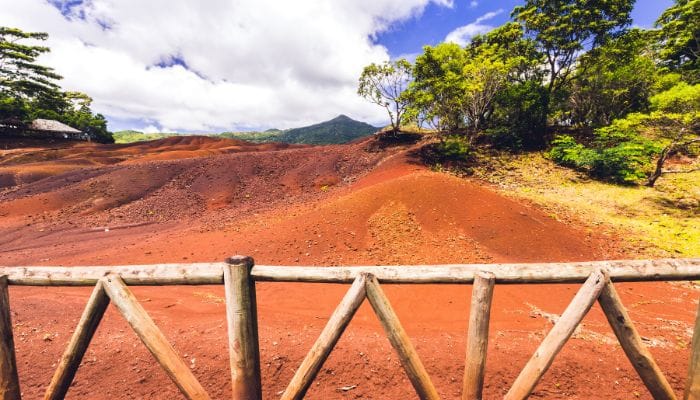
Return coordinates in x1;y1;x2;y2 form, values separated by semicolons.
357;0;699;187
0;26;112;143
358;59;412;134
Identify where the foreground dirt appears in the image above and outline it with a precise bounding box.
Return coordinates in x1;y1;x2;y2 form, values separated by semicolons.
0;136;697;399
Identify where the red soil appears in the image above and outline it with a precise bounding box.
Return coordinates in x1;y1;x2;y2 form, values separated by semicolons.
0;136;696;399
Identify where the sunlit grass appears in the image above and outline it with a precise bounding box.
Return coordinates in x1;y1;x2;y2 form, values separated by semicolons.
473;152;699;257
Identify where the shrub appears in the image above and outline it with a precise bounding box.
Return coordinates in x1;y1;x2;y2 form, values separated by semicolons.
549;135;595;168
436;135;471;161
549;130;660;184
649;82;700;113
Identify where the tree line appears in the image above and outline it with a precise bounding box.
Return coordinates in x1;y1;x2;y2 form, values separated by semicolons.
0;27;113;143
358;0;699;186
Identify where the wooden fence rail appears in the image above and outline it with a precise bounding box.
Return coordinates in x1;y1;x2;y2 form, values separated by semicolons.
0;257;698;400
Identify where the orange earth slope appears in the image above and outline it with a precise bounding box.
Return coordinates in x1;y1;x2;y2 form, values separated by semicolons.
0;136;696;399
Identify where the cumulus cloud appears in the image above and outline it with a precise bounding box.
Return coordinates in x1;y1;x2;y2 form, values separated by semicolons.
444;9;503;46
470;1;479;8
0;0;453;131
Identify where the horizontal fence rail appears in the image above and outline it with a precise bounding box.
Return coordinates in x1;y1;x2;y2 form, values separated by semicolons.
0;257;698;400
2;258;700;286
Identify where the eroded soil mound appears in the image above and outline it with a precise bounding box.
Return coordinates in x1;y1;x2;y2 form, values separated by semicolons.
0;137;696;399
0;135;303;189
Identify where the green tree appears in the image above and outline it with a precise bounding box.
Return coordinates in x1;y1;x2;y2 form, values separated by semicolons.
0;27;62;111
0;26;113;143
409;42;468;132
568;29;658;127
550;83;699;185
655;0;699;81
512;0;634;115
461;44;512;131
472;22;548;148
358;59;412;134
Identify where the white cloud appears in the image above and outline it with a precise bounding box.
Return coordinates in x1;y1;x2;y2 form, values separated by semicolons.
470;1;479;8
0;0;453;131
444;9;503;46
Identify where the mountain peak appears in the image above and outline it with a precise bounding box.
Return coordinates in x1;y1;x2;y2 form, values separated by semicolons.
331;114;352;121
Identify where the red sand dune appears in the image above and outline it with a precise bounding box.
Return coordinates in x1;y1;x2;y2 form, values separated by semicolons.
0;136;696;399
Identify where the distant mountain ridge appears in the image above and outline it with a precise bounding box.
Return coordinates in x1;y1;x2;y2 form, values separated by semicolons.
113;115;378;145
275;114;377;145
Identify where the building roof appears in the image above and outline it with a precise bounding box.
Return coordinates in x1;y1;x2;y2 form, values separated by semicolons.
30;119;82;133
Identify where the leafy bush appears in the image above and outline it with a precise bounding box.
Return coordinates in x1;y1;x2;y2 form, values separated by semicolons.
590;142;660;183
436;135;471;161
549;135;595;168
549;125;661;184
649;82;700;113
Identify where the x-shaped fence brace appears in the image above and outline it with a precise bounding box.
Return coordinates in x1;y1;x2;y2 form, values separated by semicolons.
0;257;699;400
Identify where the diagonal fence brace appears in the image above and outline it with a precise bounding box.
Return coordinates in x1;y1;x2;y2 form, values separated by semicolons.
598;276;677;400
505;269;606;400
44;281;110;400
101;274;211;400
281;274;368;400
365;274;441;400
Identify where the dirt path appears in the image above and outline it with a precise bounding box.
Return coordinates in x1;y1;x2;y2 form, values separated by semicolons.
0;137;696;399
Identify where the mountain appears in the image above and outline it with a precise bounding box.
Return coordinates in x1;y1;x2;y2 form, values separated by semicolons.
277;115;377;145
113;115;378;145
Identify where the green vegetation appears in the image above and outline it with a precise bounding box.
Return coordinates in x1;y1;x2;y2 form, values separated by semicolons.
0;27;112;143
113;116;377;145
276;115;376;145
358;0;699;190
112;130;179;144
218;129;283;143
358;59;412;134
472;153;700;257
656;0;699;81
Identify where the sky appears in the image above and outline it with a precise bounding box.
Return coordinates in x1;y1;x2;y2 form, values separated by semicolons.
0;0;672;133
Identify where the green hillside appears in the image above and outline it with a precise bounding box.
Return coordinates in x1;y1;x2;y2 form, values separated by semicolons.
277;115;377;144
113;116;378;145
218;129;283;143
112;130;179;144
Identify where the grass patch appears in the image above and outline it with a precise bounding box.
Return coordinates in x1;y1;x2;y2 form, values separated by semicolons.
471;152;699;257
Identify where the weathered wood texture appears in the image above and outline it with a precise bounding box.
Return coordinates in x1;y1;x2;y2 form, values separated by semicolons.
365;274;440;400
281;274;368;400
101;275;211;400
687;299;700;400
44;282;110;400
2;258;699;286
598;278;677;400
252;259;700;283
224;256;262;400
1;263;225;286
505;270;606;400
0;276;20;400
462;271;495;400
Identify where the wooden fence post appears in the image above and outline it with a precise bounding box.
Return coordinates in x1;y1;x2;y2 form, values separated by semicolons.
597;277;677;400
463;271;496;400
101;275;211;400
505;269;606;400
0;276;20;400
281;274;368;400
224;256;262;400
364;274;440;400
687;299;700;400
44;282;110;400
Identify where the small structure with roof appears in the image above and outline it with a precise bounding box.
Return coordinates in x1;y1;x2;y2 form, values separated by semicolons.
0;118;89;141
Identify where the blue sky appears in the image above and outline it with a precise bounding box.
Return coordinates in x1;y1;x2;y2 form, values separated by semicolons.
376;0;672;59
1;0;675;133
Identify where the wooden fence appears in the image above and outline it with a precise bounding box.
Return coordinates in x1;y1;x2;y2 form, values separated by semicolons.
0;257;699;400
